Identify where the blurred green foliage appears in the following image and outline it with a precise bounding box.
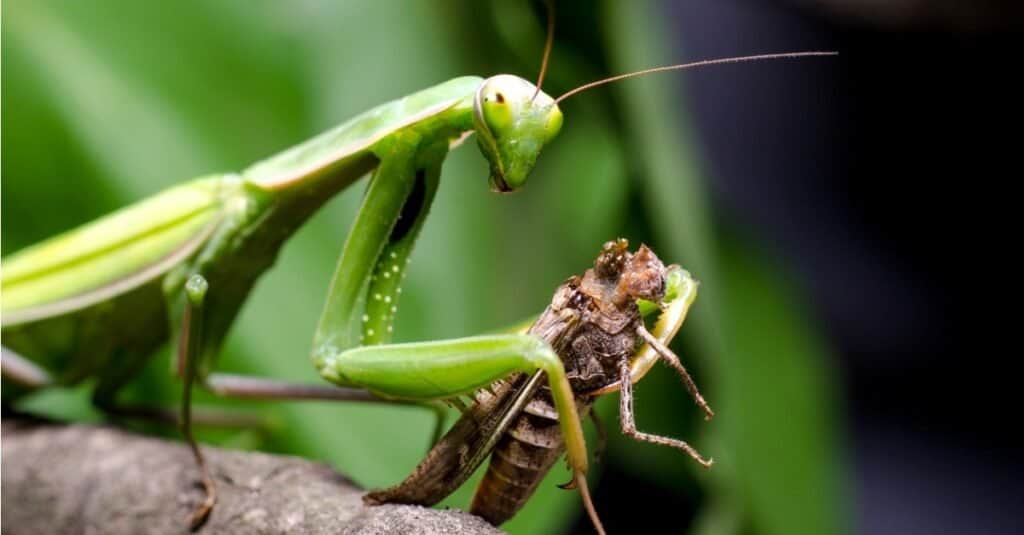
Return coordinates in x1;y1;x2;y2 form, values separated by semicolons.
2;1;846;534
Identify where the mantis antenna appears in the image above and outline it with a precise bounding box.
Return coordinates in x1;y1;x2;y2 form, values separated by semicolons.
531;0;556;101
554;51;838;105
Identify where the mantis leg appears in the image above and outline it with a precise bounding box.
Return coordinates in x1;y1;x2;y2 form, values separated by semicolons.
1;346;52;389
617;358;713;467
173;273;449;490
197;133;452;435
315;334;594;514
177;275;217;529
314;132;445;352
200;374;448;446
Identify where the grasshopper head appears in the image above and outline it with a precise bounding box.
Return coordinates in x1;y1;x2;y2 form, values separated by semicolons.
473;75;563;192
593;239;668;306
618;244;667;303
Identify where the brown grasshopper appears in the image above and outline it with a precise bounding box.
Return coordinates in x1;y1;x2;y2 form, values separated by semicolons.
365;239;714;534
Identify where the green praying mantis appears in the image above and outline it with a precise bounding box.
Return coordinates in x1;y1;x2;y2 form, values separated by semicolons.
0;5;836;530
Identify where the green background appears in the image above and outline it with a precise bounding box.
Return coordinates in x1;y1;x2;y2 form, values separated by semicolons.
2;1;846;533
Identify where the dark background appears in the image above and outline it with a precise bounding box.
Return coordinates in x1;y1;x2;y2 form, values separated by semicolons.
648;1;1021;534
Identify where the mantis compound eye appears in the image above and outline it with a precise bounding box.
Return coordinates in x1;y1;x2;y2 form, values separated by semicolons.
543;105;563;143
480;90;513;133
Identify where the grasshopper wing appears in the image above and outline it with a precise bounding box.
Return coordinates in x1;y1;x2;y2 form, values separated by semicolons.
365;371;544;506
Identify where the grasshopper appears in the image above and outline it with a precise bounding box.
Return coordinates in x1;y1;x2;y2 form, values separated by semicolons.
365;239;713;534
1;4;834;529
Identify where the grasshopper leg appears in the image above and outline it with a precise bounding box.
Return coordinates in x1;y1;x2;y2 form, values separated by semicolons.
590;410;607;465
636;325;714;420
617;358;713;467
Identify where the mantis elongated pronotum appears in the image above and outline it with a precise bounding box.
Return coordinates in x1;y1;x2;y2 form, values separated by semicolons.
1;4;835;530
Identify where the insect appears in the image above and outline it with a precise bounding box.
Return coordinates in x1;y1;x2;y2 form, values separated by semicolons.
364;239;713;534
1;3;835;530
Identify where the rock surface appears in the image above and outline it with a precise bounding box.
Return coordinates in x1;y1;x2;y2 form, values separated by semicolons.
1;417;504;535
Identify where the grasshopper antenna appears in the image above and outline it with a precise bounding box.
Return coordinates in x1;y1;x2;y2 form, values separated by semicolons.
554;51;837;105
531;0;556;101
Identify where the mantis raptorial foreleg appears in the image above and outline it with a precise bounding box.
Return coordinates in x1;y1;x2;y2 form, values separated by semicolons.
314;334;591;494
314;133;445;351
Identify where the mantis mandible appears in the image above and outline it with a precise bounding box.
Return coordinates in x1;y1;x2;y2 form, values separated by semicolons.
1;4;835;530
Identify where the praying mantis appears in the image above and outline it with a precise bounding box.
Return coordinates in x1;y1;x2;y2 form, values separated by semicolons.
1;2;836;531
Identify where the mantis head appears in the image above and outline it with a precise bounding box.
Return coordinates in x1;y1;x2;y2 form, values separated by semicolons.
472;0;832;196
473;75;563;193
471;51;836;194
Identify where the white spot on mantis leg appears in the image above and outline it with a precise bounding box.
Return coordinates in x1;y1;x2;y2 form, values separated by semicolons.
374;293;382;301
384;296;392;303
320;364;341;382
367;329;375;337
387;326;393;333
390;252;398;259
384;272;391;279
391;265;400;273
362;314;369;322
390;306;397;313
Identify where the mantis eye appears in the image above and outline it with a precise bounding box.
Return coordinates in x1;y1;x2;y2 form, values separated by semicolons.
544;106;563;143
481;91;513;136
